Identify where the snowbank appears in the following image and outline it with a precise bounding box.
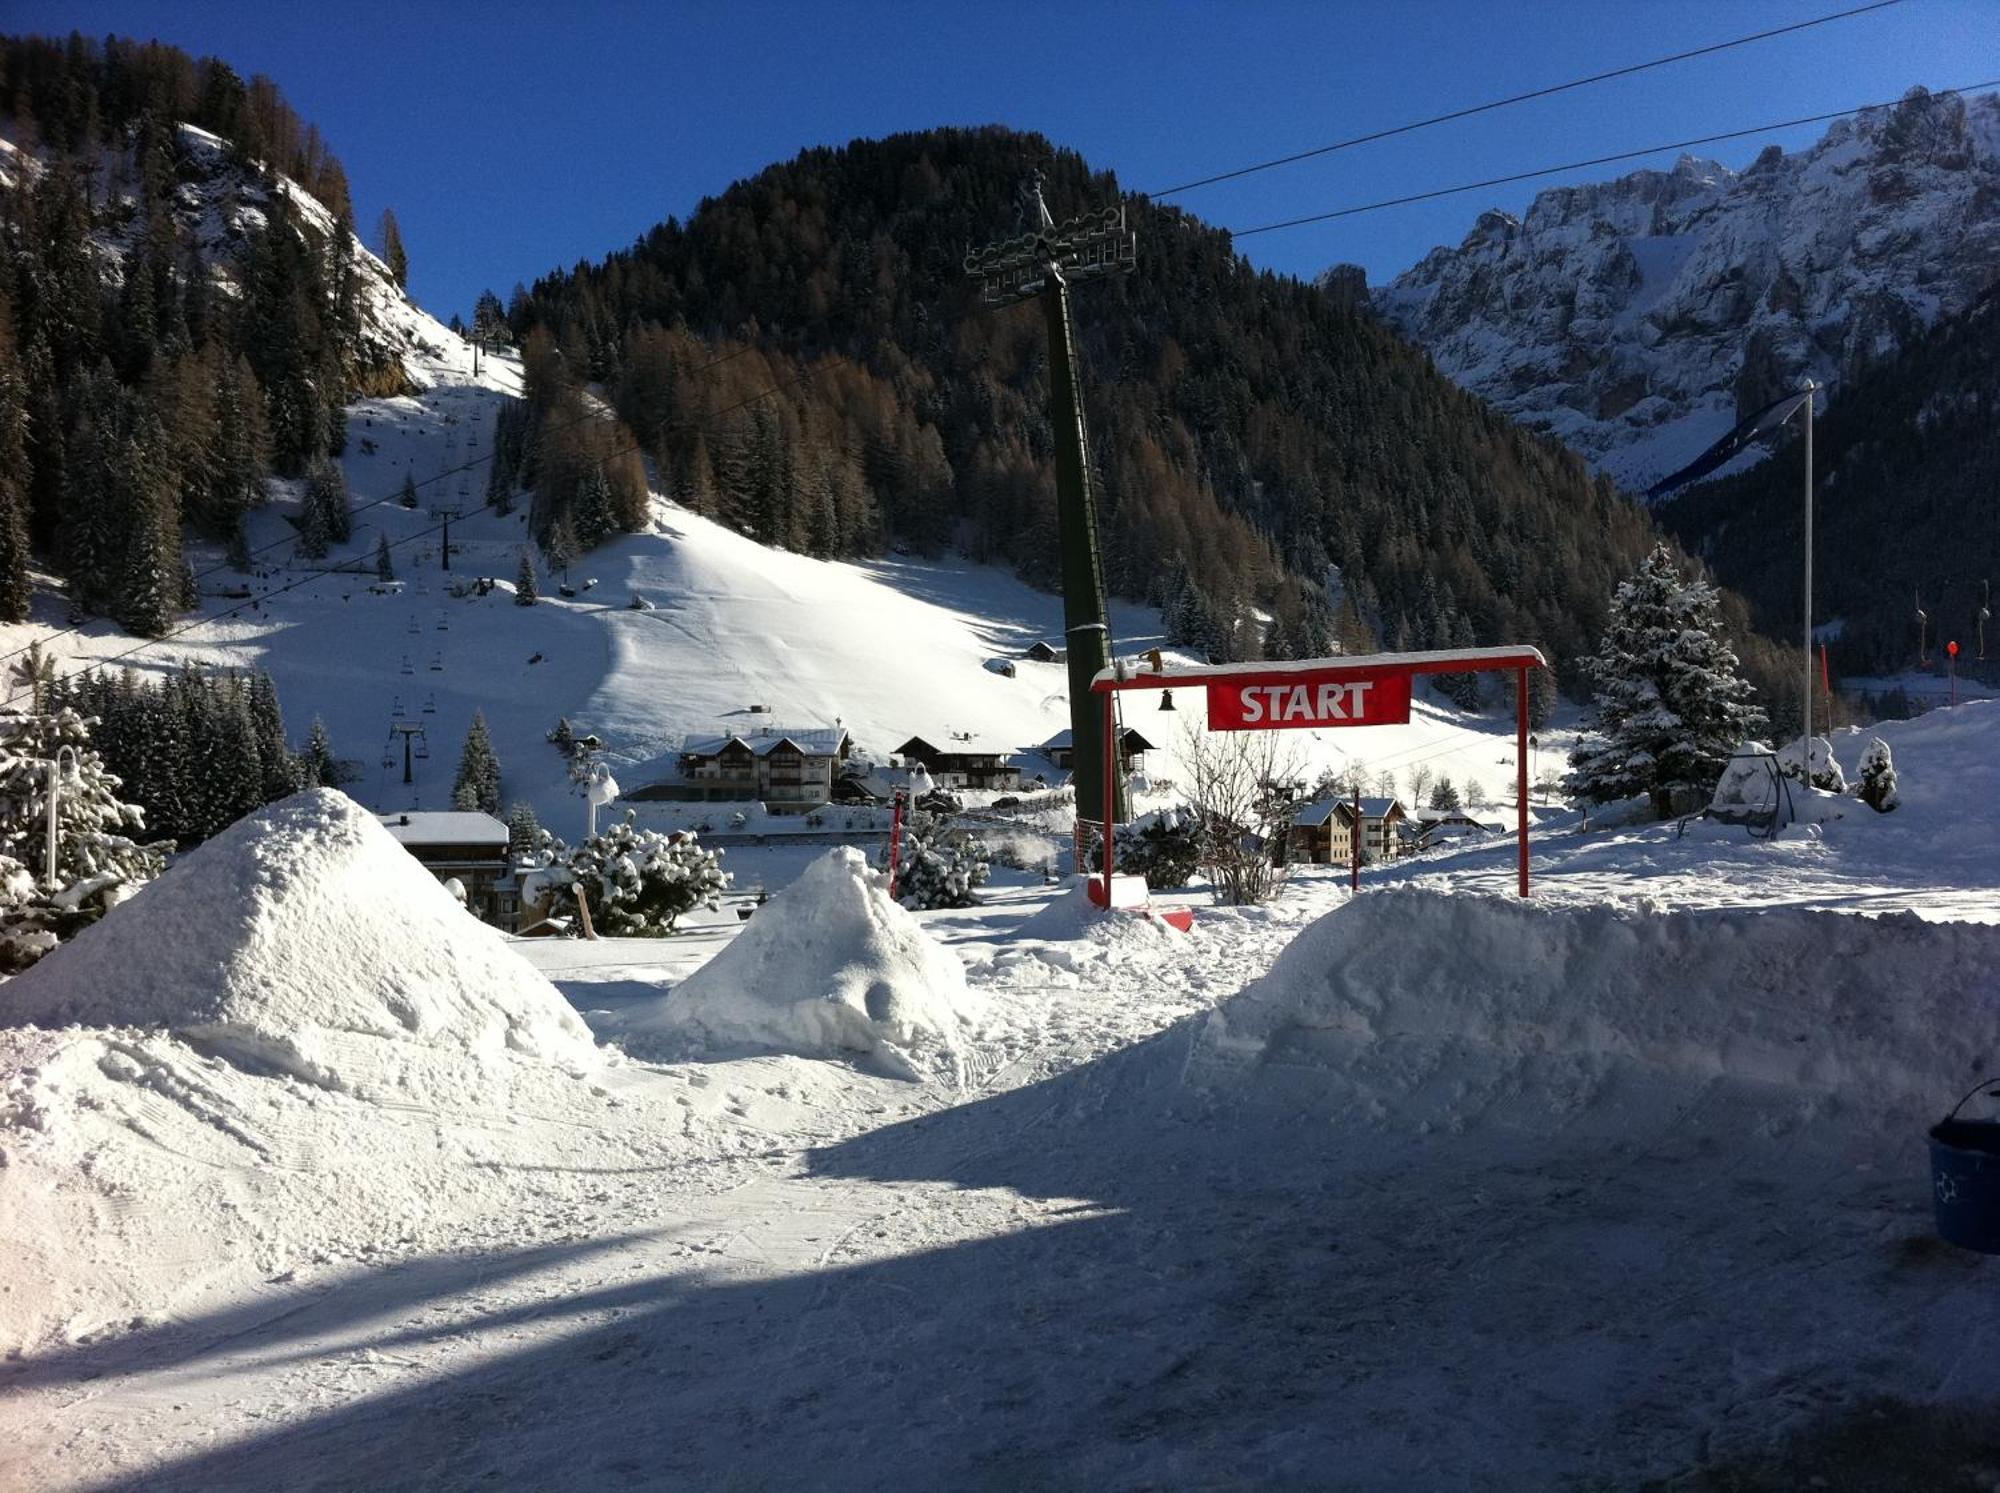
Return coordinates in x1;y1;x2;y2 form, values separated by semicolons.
626;848;980;1079
1012;877;1183;946
1;789;598;1095
1189;889;2000;1148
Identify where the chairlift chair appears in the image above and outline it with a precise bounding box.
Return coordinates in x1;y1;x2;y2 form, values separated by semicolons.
414;736;430;761
422;694;437;714
400;655;414;675
429;652;444;672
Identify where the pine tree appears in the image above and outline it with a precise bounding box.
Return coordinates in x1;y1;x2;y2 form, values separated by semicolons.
515;550;538;605
0;345;34;621
295;485;330;559
374;532;394;581
505;801;543;860
453;710;502;815
247;672;297;801
543;518;576;581
304;461;351;544
377;207;409;289
399;471;419;509
0;705;164;962
1565;544;1766;817
304;715;339;788
1428;776;1462;812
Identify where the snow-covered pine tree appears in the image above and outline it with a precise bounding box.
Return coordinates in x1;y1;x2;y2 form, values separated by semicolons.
374;532;394;581
562;816;727;935
303;716;339;788
881;809;988;910
1564;544;1766;817
247;672;299;801
544;518;576;581
0;706;164;963
453;710;502;815
1857;737;1899;812
505;801;546;861
515;550;538;605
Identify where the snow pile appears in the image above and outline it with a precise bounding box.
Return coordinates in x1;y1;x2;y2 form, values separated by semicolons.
1189;889;2000;1148
1012;877;1182;947
626;848;980;1079
1;789;598;1096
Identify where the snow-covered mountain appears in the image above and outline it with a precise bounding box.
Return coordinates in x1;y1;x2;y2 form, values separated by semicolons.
0;119;458;396
1371;87;2000;494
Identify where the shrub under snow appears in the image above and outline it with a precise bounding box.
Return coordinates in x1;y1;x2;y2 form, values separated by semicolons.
562;814;728;935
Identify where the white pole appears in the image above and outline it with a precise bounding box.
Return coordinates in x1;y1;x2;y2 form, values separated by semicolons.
44;746;76;892
1802;380;1816;744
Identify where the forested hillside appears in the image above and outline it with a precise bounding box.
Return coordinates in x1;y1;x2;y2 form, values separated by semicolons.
504;127;1722;694
0;34;415;635
1661;280;2000;679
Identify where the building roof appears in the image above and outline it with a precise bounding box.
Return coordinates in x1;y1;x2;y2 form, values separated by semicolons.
379;811;509;847
1294;796;1405;823
896;732;1017;760
1040;726;1157;753
682;726;849;758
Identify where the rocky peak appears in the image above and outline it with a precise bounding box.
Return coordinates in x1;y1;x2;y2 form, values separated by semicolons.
1370;87;2000;496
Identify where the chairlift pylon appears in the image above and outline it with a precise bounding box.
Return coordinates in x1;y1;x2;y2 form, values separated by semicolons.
1916;591;1932;668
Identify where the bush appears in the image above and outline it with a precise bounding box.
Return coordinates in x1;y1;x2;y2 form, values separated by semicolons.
560;815;728;934
883;810;987;910
1856;737;1899;812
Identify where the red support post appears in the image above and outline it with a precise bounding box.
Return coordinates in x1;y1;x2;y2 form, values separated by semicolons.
888;789;906;901
1101;687;1117;891
1516;666;1530;898
1350;779;1360;895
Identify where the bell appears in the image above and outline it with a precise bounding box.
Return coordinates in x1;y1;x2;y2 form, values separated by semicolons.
1159;689;1176;712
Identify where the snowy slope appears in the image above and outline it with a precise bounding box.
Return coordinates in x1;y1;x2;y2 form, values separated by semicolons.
0;336;1560;862
1373;87;2000;493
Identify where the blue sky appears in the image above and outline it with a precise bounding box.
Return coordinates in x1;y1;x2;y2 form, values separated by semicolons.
16;1;1995;320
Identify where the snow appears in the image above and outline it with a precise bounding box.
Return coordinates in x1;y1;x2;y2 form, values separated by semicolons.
0;789;597;1091
1192;889;2000;1148
621;847;982;1080
377;809;508;846
1379;89;2000;491
2;698;1999;1488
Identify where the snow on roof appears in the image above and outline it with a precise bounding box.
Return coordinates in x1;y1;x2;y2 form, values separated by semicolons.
621;847;982;1078
379;810;509;846
1294;797;1403;827
682;726;848;758
1;790;598;1090
1292;799;1344;827
898;731;1017;758
1040;726;1155;752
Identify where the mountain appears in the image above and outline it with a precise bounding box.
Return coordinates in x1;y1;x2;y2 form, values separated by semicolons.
0;34;454;636
1659;279;2000;677
1372;88;2000;495
504;125;1705;695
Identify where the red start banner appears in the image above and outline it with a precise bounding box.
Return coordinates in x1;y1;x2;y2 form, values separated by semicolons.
1206;671;1413;731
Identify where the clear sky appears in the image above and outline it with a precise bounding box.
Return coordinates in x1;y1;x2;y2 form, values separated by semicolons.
13;1;1995;321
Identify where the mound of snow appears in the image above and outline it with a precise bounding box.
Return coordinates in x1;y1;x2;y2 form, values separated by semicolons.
0;789;597;1094
626;848;980;1079
1188;889;2000;1149
1012;877;1184;946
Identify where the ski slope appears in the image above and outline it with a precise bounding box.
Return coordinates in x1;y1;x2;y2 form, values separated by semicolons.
0;345;1566;862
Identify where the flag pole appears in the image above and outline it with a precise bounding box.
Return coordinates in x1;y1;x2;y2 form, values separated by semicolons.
1801;379;1817;743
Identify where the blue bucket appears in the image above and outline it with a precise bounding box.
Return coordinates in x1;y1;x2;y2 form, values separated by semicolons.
1930;1081;2000;1254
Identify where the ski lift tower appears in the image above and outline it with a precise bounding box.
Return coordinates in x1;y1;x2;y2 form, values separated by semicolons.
965;173;1135;859
430;505;461;572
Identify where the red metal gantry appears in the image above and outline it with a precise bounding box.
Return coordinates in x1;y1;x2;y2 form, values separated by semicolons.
1089;645;1549;900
